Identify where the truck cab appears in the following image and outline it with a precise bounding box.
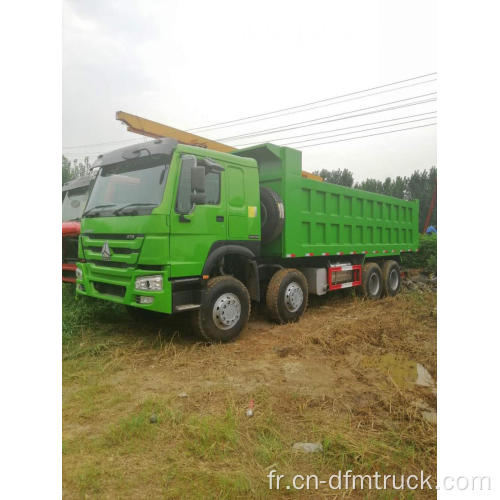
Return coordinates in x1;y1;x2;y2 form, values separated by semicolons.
62;174;94;282
76;139;261;339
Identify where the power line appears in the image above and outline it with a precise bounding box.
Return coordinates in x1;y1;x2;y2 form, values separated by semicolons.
188;78;436;133
290;123;436;149
234;111;436;147
66;110;437;157
63;74;436;151
188;72;437;131
283;117;436;146
218;94;437;142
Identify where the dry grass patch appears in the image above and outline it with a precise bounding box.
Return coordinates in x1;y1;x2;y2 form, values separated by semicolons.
63;288;436;498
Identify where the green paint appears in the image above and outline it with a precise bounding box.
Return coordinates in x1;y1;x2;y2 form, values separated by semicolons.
76;142;419;313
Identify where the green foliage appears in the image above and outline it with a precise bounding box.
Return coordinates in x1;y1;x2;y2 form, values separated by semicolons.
313;168;354;187
62;155;73;185
401;234;437;273
185;408;238;458
62;155;92;185
62;284;124;343
354;167;437;231
355;175;408;199
317;166;437;232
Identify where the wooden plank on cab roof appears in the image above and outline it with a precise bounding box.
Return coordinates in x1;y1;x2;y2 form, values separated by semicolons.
116;111;235;153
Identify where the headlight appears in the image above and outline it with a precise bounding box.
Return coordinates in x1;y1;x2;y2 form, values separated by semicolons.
76;267;83;280
135;275;163;291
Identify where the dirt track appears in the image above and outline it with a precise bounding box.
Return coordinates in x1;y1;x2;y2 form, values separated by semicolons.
63;289;437;498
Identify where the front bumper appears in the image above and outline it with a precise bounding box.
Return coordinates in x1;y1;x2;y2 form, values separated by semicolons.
75;262;173;314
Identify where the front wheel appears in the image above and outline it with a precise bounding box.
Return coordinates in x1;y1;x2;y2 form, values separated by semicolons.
266;268;308;324
191;276;250;342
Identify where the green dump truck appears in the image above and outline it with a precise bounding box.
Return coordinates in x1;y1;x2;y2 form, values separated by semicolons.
76;138;419;341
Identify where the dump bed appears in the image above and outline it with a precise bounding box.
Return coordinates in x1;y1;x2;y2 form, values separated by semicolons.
234;143;419;258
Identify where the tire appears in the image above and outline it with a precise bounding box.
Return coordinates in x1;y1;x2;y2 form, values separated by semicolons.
381;260;401;296
191;276;250;342
260;187;284;244
359;262;383;299
266;268;308;324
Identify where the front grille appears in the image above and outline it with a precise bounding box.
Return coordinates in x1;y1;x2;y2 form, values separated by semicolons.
137;264;163;271
92;281;126;297
86;246;138;255
88;260;131;268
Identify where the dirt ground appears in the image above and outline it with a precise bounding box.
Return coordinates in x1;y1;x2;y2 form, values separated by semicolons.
63;288;437;499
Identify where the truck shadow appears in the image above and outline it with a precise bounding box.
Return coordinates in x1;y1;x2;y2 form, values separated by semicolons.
109;289;362;346
123;287;358;345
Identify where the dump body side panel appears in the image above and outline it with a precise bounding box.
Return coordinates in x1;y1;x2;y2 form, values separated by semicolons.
285;174;419;257
235;143;419;258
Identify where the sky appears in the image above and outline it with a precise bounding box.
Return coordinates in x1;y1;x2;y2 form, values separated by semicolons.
62;0;436;182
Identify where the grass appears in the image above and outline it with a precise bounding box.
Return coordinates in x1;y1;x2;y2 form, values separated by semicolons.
62;284;437;498
401;234;437;274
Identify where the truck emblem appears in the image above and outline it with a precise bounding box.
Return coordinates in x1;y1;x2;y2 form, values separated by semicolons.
101;241;111;261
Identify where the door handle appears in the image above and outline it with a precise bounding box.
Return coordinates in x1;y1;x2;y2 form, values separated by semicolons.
216;215;224;222
179;214;191;223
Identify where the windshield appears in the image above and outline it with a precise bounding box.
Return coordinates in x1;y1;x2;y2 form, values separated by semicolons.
62;186;90;221
84;155;169;217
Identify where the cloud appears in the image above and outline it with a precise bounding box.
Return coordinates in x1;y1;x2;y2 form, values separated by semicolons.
63;0;436;180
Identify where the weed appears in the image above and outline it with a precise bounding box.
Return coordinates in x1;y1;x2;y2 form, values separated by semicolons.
401;234;437;273
63;285;436;498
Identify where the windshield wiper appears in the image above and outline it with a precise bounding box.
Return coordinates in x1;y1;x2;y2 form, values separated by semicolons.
82;204;116;217
113;203;158;215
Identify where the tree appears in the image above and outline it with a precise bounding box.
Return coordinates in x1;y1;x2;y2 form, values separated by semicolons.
312;168;354;187
354;167;437;231
406;167;437;229
62;155;74;185
62;155;92;185
354;178;385;194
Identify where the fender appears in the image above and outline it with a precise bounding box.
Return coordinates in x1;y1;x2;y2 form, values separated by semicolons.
202;241;261;301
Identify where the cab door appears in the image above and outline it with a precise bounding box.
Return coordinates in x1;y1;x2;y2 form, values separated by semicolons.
169;154;227;277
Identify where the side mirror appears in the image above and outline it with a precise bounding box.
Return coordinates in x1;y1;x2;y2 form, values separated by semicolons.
191;166;206;193
191;192;207;204
200;157;225;173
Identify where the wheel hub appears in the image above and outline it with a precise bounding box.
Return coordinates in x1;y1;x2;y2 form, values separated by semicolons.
284;282;304;312
368;273;380;295
213;293;241;330
388;268;399;290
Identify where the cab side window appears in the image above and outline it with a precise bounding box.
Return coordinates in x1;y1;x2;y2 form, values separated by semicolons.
175;158;221;213
176;162;192;213
205;171;220;205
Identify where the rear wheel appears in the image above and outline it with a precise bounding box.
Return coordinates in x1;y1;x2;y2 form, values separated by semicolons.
266;268;308;324
359;262;383;299
381;260;401;296
191;276;250;342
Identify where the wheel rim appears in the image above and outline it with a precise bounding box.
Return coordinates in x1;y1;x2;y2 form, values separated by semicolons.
284;281;304;312
212;293;241;330
368;272;380;296
388;268;399;290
